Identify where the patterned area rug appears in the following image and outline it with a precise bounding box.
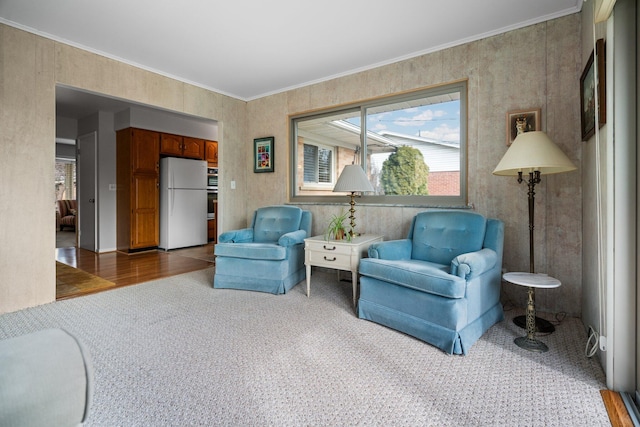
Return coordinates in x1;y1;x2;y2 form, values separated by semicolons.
56;261;117;299
1;268;610;426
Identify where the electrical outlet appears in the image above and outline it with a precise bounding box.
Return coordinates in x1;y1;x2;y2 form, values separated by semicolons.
231;180;236;190
599;336;607;351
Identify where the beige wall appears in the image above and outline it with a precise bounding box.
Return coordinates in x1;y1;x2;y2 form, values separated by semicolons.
246;14;583;315
1;13;583;316
0;23;247;313
1;27;56;312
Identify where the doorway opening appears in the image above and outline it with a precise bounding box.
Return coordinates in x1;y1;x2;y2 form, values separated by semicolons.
55;155;77;248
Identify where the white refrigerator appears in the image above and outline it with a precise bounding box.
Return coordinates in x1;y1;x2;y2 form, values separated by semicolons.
159;157;208;250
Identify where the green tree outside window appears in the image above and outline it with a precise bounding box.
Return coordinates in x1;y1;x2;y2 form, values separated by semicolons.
380;146;429;195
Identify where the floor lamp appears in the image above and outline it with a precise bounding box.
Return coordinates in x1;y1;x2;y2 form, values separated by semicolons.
333;164;374;237
493;131;576;334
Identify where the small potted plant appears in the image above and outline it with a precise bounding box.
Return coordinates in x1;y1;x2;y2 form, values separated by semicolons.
325;211;351;241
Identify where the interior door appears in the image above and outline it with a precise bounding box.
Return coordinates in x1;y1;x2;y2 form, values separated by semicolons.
77;132;97;252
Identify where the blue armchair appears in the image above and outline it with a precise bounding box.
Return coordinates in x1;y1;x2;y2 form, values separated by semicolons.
213;205;312;294
358;210;504;355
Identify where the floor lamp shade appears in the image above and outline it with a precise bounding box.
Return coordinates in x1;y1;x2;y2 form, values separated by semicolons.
493;131;576;176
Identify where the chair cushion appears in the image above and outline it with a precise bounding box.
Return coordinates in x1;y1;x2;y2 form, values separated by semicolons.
214;242;287;261
252;206;303;243
410;211;486;265
359;258;467;299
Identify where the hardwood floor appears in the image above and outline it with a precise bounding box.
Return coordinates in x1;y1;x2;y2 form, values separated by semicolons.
601;390;635;427
55;244;215;299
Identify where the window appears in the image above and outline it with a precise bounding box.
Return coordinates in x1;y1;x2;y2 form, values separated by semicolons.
303;144;333;186
290;81;467;205
55;159;76;200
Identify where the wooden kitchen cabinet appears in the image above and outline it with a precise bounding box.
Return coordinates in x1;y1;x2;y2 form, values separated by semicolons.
131;130;161;174
117;128;160;251
207;218;217;243
160;133;183;157
160;133;205;160
130;174;160;249
205;140;218;165
183;136;205;159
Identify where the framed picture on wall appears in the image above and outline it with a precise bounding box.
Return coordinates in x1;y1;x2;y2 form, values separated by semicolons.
580;38;606;141
254;136;274;173
506;108;540;146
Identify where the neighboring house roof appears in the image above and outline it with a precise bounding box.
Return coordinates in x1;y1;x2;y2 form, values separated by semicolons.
373;131;460;173
298;119;399;154
298;119;460;173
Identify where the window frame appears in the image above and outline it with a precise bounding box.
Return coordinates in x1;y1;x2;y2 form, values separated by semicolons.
289;80;468;207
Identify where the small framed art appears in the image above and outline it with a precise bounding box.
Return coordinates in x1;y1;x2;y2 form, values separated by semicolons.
506;108;541;145
254;136;274;173
580;38;606;141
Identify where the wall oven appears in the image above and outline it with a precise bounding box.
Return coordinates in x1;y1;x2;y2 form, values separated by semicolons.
207;167;218;219
207;167;218;191
207;191;217;219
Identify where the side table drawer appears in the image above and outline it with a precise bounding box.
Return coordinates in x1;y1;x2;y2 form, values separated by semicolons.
309;251;351;270
306;240;352;255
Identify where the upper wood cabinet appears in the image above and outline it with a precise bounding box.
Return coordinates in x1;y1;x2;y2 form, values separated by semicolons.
205;140;218;165
160;133;182;157
160;133;205;160
131;129;161;174
183;137;205;159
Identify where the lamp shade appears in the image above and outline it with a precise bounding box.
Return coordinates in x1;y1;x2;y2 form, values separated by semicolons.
493;131;577;176
333;165;374;193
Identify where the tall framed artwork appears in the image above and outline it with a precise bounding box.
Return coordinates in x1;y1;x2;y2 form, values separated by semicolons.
254;136;274;173
580;39;606;141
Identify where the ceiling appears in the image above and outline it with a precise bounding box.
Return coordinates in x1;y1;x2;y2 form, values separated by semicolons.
2;0;582;103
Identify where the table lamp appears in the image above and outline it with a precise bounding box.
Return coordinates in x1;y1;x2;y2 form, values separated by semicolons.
493;131;576;348
333;164;374;237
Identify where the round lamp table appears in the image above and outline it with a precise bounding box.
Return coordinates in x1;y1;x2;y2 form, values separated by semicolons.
503;272;561;353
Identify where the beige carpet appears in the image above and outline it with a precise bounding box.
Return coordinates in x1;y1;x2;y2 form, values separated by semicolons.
2;268;610;426
56;261;117;299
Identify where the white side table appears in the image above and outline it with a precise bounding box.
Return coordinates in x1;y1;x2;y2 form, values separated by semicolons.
304;234;383;307
503;272;561;353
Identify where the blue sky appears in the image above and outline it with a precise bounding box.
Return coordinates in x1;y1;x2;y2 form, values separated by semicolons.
348;100;460;144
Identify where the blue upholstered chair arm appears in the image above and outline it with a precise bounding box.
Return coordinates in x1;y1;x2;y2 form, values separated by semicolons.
218;228;254;243
368;239;412;260
278;229;307;247
450;248;498;280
